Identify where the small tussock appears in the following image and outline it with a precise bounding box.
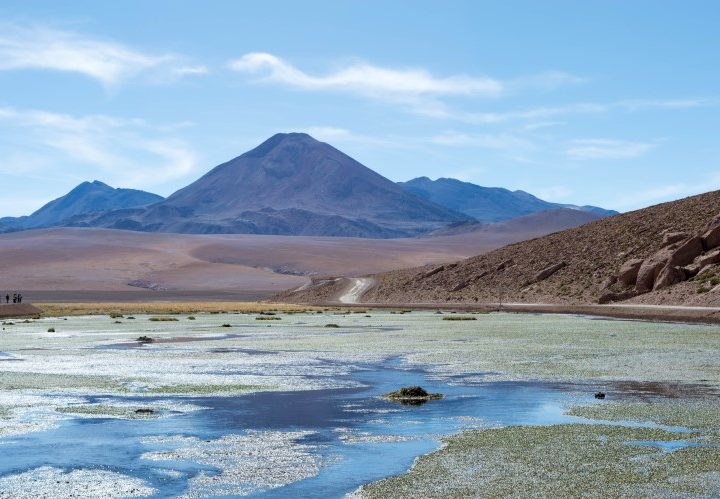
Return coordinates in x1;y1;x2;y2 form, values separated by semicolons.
47;328;55;333
148;316;178;322
442;315;477;321
383;386;444;405
256;316;282;321
136;336;154;343
324;323;340;328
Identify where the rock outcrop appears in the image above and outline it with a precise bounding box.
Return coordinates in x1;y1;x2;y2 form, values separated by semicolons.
614;214;720;296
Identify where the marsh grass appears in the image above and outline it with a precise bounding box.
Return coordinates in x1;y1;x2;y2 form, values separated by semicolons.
37;302;320;317
442;316;477;321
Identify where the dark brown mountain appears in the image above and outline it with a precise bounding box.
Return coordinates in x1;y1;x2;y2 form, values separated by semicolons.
93;133;470;237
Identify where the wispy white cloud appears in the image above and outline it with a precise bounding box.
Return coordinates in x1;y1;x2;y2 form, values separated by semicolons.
0;24;206;86
0;106;198;188
452;98;720;124
228;52;504;98
431;131;532;150
565;139;656;160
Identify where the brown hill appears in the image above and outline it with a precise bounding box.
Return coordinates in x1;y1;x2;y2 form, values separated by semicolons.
289;190;720;306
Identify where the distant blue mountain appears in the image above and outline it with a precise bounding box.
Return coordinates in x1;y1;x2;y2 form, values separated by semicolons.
398;177;617;222
0;180;163;232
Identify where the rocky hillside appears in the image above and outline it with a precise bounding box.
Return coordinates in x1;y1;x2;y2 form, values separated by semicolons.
352;190;720;306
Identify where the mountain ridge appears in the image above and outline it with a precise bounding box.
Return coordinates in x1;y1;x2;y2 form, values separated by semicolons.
398;176;617;222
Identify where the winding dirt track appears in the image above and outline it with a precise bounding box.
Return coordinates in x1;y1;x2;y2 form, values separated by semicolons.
338;278;376;304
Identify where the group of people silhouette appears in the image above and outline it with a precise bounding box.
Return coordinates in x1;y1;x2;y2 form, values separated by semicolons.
4;293;22;304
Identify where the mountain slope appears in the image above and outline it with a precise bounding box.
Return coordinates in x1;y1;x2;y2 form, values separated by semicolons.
398;176;616;222
286;190;720;306
0;181;163;232
94;133;470;237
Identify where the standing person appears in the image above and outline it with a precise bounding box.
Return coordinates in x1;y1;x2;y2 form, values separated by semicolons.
18;294;22;304
12;294;16;304
4;294;8;304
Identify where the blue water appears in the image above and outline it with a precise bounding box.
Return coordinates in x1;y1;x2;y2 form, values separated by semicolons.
0;358;587;497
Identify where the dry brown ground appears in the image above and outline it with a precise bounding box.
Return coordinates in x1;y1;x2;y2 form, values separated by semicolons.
0;215;588;301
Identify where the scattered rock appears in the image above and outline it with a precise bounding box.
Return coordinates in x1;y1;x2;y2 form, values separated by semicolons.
324;323;340;328
662;232;688;247
530;261;567;284
47;328;55;333
383;386;444;405
662;232;688;248
420;265;445;280
696;248;720;269
600;276;617;290
617;258;644;286
496;259;514;271
597;290;637;304
594;392;606;399
450;280;472;292
636;253;671;292
682;263;701;278
134;408;155;415
136;336;154;343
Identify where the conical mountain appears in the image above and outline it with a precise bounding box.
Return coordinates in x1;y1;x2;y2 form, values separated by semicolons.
125;133;470;237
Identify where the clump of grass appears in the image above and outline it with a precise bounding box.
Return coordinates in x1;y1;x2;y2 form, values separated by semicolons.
256;316;281;321
221;324;232;328
442;316;477;321
187;316;196;320
148;317;178;322
47;327;55;333
325;323;340;328
109;313;123;319
136;336;154;343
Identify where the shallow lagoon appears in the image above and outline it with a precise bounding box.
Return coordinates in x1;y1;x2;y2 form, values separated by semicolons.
0;311;719;497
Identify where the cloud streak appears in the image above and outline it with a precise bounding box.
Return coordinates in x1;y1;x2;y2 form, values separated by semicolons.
0;106;198;188
0;24;205;86
229;52;504;98
566;139;656;160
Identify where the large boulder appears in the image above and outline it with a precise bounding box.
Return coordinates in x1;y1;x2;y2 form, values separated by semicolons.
701;213;720;250
636;249;673;293
618;258;644;286
654;265;686;290
662;231;688;247
669;236;703;267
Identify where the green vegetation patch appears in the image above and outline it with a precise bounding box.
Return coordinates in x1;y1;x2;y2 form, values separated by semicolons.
148;316;179;322
0;372;129;392
359;424;720;498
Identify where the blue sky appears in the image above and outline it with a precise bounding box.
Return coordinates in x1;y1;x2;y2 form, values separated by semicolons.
0;1;718;216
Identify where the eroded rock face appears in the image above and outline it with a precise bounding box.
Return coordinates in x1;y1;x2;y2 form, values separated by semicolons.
618;258;644;286
654;265;686;290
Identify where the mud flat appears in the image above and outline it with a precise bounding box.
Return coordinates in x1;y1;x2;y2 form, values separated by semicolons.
0;311;718;496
